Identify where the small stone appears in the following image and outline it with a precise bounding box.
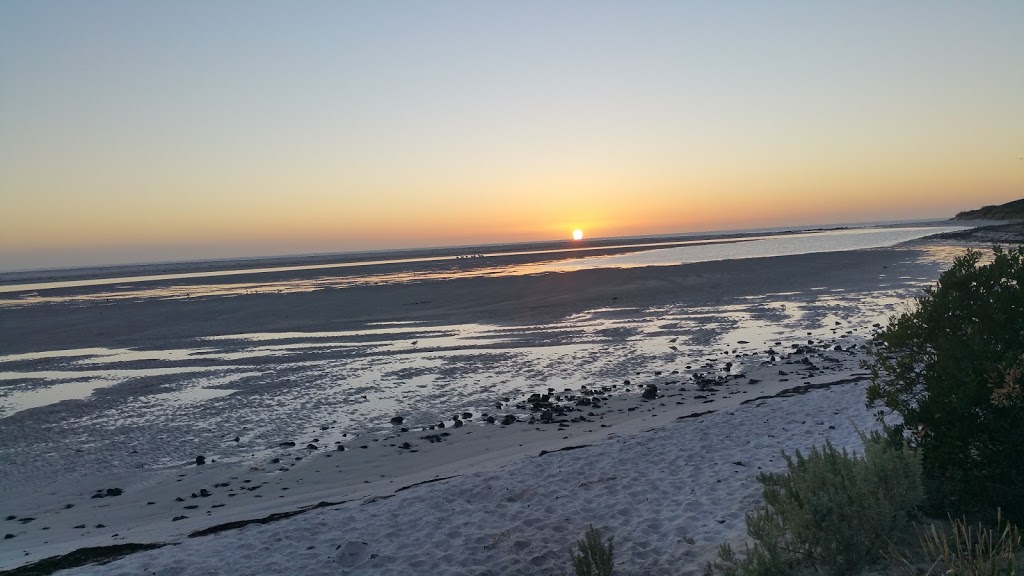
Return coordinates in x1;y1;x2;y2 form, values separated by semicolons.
195;455;206;466
105;488;123;497
390;416;404;425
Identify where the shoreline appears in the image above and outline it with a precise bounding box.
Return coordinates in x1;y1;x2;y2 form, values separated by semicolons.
14;378;883;576
0;245;951;354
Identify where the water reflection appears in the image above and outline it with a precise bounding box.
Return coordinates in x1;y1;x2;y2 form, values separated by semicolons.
0;226;967;308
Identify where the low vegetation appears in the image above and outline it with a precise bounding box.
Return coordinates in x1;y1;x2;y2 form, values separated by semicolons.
914;511;1021;575
569;525;614;576
704;431;923;576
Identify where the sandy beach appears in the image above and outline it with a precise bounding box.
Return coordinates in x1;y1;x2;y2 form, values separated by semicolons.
0;235;984;574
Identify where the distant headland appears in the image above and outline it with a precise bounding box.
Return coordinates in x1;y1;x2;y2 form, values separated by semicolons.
953;197;1024;220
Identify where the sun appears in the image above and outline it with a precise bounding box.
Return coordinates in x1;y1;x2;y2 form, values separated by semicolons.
572;229;584;241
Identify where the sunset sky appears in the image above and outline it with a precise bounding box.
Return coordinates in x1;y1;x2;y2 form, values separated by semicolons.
1;1;1022;271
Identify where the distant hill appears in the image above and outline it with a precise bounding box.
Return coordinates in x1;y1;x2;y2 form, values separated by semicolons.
954;198;1024;220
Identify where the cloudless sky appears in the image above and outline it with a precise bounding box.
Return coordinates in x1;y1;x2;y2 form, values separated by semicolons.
1;1;1022;270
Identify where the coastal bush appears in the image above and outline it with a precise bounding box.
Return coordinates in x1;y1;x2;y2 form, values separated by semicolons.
570;526;614;576
866;247;1024;522
705;431;923;576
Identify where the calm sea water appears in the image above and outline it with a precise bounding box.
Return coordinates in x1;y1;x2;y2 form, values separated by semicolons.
0;224;967;306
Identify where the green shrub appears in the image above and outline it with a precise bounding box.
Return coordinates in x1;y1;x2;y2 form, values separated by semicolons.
570;525;614;576
866;247;1024;522
706;431;923;576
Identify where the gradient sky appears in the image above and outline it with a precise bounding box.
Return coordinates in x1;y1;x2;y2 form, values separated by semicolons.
1;1;1022;271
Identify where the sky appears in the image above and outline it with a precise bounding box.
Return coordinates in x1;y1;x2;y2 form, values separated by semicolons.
1;1;1022;271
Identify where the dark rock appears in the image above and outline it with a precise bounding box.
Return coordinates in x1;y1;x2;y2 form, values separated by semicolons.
105;488;123;497
485;415;496;424
199;489;211;497
279;441;296;448
461;412;473;419
195;455;206;466
3;534;13;539
452;419;464;428
539;410;554;423
74;524;86;529
501;414;516;425
390;416;404;425
4;515;14;521
233;436;240;442
336;445;345;452
642;384;658;400
437;422;445;429
172;516;188;522
95;524;105;528
175;497;185;502
306;443;318;450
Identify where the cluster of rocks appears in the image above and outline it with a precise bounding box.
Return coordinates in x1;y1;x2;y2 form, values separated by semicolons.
90;488;123;499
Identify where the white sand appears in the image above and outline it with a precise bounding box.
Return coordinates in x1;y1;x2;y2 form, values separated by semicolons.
60;381;879;576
